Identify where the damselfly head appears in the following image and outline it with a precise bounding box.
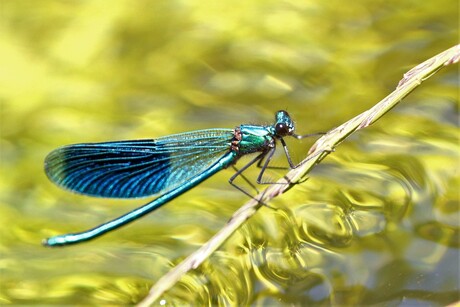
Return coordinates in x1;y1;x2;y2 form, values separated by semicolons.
274;110;295;137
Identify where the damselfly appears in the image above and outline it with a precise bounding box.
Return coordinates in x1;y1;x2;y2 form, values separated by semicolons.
44;110;313;247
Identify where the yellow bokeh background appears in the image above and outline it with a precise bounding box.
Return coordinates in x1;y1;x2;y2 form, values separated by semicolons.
0;1;458;305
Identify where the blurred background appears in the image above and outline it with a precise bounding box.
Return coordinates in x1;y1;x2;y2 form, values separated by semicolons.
0;0;458;305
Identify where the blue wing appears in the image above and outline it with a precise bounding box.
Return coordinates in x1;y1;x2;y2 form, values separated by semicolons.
44;129;234;198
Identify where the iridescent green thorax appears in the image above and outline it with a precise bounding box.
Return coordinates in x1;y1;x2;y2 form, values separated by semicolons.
231;110;296;156
235;125;274;155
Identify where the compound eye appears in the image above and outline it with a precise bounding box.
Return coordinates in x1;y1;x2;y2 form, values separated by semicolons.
275;123;290;135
